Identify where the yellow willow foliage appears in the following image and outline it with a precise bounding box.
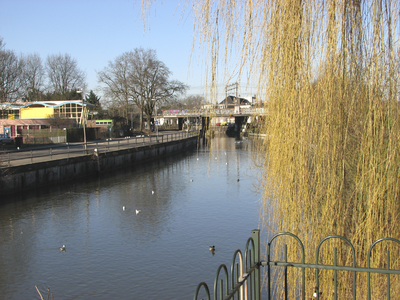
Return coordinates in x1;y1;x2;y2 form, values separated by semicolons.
143;0;400;297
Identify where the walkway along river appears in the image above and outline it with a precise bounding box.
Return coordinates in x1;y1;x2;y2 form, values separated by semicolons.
0;136;264;299
0;131;198;196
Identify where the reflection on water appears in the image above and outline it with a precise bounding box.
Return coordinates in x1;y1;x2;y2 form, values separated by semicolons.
0;137;263;300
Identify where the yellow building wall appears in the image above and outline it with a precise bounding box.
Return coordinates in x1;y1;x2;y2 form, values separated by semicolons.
20;107;53;119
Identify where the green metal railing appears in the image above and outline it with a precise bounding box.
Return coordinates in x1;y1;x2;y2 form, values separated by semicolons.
194;231;400;300
193;229;261;300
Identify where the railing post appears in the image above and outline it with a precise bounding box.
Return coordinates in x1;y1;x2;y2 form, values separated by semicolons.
251;229;261;300
50;148;52;160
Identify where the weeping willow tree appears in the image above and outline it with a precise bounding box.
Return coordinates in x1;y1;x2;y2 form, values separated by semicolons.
142;0;400;297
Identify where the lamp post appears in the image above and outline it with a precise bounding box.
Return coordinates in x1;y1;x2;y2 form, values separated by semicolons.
77;89;87;151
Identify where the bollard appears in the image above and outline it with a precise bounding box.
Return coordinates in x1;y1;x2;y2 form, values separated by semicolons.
94;148;100;172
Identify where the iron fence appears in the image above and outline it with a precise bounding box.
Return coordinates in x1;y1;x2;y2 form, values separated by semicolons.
194;230;262;300
194;230;400;300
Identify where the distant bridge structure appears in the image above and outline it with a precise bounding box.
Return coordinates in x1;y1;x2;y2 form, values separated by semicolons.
159;107;266;118
157;107;267;135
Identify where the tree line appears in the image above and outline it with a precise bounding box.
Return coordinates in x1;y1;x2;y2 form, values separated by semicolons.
0;37;200;131
0;37;86;102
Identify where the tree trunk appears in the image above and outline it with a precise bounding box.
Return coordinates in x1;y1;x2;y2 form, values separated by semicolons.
140;110;143;131
146;113;151;130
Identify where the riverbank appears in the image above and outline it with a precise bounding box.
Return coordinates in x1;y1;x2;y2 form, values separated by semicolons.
0;134;199;197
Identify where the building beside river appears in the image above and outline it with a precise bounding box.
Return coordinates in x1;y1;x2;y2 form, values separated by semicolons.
0;100;90;138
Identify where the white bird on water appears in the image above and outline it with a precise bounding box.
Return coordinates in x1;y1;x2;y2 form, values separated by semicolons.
136;209;141;215
60;245;66;251
152;191;155;195
123;206;126;211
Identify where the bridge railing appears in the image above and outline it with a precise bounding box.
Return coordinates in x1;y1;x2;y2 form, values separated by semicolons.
194;230;400;300
159;107;267;116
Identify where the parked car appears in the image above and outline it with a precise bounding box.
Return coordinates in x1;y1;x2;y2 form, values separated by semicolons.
0;134;14;145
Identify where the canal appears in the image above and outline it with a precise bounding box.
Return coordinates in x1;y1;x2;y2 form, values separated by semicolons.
0;136;264;299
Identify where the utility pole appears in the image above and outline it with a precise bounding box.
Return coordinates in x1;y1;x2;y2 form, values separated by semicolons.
225;82;238;108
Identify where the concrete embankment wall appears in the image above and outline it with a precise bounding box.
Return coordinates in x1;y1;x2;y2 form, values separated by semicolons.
0;136;198;196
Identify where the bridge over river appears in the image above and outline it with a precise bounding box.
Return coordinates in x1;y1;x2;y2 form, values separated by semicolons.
160;107;266;118
157;107;267;133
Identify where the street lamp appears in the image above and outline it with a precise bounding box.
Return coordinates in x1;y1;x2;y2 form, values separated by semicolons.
76;89;87;151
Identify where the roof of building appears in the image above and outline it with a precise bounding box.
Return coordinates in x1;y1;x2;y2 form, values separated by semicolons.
1;100;94;109
219;96;251;106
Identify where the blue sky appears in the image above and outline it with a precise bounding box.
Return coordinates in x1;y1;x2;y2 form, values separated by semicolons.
0;1;209;97
0;0;259;103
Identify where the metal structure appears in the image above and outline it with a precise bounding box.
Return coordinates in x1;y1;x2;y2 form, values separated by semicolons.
194;229;262;300
194;231;400;300
225;82;239;109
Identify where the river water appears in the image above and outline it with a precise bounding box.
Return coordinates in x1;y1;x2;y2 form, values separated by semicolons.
0;136;265;299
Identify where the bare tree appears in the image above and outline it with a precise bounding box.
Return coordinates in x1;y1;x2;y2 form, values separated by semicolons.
97;48;187;131
21;53;45;101
46;53;86;96
0;39;24;102
132;49;187;128
181;94;204;110
97;52;134;126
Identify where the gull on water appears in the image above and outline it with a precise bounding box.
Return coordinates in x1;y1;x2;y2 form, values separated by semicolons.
136;209;141;215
